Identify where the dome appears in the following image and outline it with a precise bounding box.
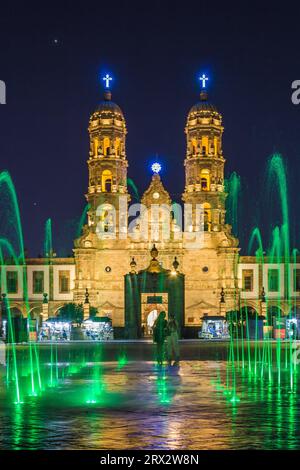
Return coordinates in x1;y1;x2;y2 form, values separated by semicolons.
187;91;221;119
90;91;125;122
96;98;124;116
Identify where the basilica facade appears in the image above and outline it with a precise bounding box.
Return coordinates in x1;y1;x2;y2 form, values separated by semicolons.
72;86;239;334
2;86;299;336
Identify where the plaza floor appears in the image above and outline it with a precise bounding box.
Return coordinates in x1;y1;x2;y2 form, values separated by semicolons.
1;341;300;450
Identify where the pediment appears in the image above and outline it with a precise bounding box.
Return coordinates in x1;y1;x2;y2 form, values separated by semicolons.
141;174;171;206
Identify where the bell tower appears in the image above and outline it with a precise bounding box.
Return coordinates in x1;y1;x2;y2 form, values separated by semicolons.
86;79;129;238
182;89;226;233
73;76;131;314
181;80;239;321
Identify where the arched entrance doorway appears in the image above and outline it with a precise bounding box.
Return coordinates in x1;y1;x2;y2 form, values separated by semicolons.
124;246;185;339
141;294;168;337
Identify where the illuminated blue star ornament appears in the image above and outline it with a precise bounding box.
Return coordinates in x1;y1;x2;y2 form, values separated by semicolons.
199;73;209;88
103;73;112;89
151;162;161;174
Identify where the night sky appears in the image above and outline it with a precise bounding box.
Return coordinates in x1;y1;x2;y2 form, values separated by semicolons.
0;1;299;256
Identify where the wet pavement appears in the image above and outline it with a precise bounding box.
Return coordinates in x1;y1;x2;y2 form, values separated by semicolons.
1;359;300;449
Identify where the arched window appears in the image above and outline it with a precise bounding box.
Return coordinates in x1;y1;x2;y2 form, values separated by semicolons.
105;180;111;192
201;177;208;190
102;169;112;192
103;137;110;156
96;203;116;237
201;136;209;155
200;169;210;191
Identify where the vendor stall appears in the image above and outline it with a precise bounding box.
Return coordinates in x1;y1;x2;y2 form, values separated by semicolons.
199;316;230;339
39;318;71;341
82;317;113;341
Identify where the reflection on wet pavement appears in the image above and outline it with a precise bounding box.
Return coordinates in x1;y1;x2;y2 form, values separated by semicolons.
1;360;300;449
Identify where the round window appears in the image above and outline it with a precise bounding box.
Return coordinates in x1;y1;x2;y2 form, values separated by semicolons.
202;266;209;272
105;266;112;273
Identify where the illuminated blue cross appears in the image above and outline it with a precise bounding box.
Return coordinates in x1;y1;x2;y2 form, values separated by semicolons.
199;74;208;88
103;74;112;89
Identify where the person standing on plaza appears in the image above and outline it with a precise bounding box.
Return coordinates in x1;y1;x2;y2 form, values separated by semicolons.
153;311;168;366
167;313;180;366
